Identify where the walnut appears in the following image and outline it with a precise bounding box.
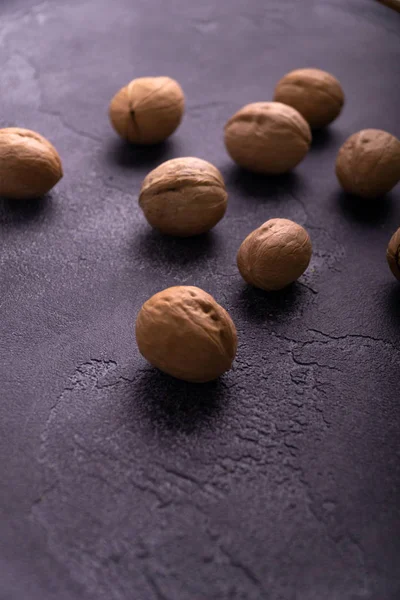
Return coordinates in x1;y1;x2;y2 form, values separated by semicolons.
274;68;344;129
387;228;400;281
0;128;63;199
139;157;228;236
136;286;238;382
336;129;400;198
237;218;312;291
109;76;184;145
224;102;311;174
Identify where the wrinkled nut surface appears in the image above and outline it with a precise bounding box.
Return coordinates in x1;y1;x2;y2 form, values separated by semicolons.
0;128;63;199
237;218;312;291
109;76;185;144
387;228;400;281
224;102;311;174
274;68;344;129
136;286;238;383
336;129;400;199
139;157;228;236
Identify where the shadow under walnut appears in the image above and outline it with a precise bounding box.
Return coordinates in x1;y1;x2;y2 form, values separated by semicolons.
0;195;53;227
385;282;400;325
104;137;177;171
235;282;312;325
128;368;230;435
335;190;394;227
224;166;304;202
132;228;220;268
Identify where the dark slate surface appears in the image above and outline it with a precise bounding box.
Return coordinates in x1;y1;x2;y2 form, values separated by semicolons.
0;1;400;599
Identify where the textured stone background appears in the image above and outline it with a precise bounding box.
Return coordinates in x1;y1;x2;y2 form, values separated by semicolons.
0;1;399;599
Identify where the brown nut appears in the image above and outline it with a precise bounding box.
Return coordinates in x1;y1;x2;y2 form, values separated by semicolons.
136;286;238;383
224;102;311;174
387;228;400;281
237;218;312;291
109;76;185;145
274;68;344;129
0;128;63;199
336;129;400;199
139;157;228;236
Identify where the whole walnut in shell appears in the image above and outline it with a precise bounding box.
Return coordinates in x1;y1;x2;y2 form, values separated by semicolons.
274;68;344;129
237;218;312;291
109;76;184;145
0;128;63;199
139;157;227;236
224;102;311;174
336;129;400;199
136;286;238;383
387;228;400;281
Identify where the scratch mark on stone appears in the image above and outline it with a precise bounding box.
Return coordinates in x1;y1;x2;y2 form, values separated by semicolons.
286;189;310;221
38;106;102;143
157;464;202;487
297;281;318;295
220;545;266;596
290;350;342;372
30;481;59;508
308;328;398;351
144;569;171;600
41;359;117;436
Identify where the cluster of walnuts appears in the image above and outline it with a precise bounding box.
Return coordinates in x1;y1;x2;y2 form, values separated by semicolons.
107;70;399;383
0;69;399;383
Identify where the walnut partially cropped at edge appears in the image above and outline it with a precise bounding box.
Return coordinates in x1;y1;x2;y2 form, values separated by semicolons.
0;128;63;199
109;76;185;145
274;68;344;129
336;129;400;199
136;286;238;383
237;218;312;291
387;228;400;281
139;157;228;236
224;102;311;174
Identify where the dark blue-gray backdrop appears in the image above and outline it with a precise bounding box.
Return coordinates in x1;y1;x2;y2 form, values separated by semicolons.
0;1;399;599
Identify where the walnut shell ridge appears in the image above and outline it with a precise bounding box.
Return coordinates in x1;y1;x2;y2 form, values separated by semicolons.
224;102;311;175
139;157;228;236
336;129;400;199
274;68;344;129
136;286;238;383
0;128;63;199
109;76;184;145
237;218;312;291
387;228;400;282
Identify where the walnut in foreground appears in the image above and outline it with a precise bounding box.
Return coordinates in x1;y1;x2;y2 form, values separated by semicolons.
336;129;400;198
136;286;238;383
387;228;400;281
237;218;312;291
0;128;63;199
109;76;184;145
139;157;228;236
274;68;344;129
224;102;311;174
